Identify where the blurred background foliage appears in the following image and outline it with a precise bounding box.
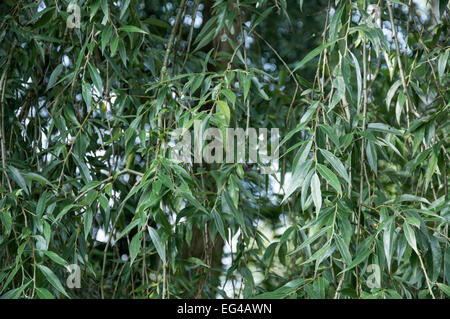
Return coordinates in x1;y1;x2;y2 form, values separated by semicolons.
0;0;448;299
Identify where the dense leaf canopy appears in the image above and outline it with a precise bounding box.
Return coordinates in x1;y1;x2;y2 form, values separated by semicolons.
0;0;449;299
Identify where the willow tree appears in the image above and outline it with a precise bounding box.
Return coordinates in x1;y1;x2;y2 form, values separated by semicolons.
0;0;448;299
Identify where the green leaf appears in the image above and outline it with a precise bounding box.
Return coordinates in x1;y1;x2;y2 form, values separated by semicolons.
335;235;352;265
319;149;350;183
143;18;171;29
1;281;32;299
405;217;420;228
341;236;374;274
211;209;227;244
425;151;438;190
36;191;48;218
84;208;93;240
0;210;12;239
403;223;418;254
119;25;149;34
291;140;312;173
366;140;378;175
46;64;63;91
311;172;322;216
349;51;362;109
318;124;340;148
216;100;230;125
445;247;450;286
110;36;119;56
188;257;210;268
316;163;342;196
42;250;69;267
282;159;312;202
383;218;395;272
367;123;402;135
430;235;442;282
329;73;345;112
386;80;402;111
288;226;331;256
82;81;92;111
438;49;449;81
129;232;142;265
147;226;166;265
55;204;76;221
437;283;450;297
25;172;54;187
119;0;131;19
37;264;69;298
8;166;29;195
87;63;103;96
223;191;246;234
36;287;55;299
251;278;308;299
299;241;332;265
293;39;340;72
395;91;406;124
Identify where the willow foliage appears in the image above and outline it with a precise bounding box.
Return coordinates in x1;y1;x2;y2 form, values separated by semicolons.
0;0;449;299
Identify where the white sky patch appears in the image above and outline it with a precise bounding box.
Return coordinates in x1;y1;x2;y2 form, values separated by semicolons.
62;55;71;67
37;1;46;12
95;228;108;243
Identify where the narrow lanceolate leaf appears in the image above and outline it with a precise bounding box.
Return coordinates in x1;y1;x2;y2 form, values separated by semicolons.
366;141;377;175
329;73;345;112
319;149;350;184
316;163;342;196
147;226;166;265
36;191;48;218
84;208;93;240
216;100;230;125
403;223;418;254
430;235;442;282
223;191;246;234
318;124;340;148
82;81;92;111
349;51;362;109
291;140;313;173
335;235;352;265
25;172;54;187
36;287;54;299
8;166;29;195
288;226;331;256
395;92;406;124
87;63;103;96
340;236;375;275
367;123;402;135
250;278;308;299
311;172;322;216
293;39;339;72
386;79;402;111
129;232;142;265
211;209;227;244
37;265;69;298
46;64;63;91
119;0;131;19
383;218;395;272
437;49;449;81
188;257;210;268
282;160;312;202
42;251;69;267
424;151;438;190
118;25;149;34
437;283;450;297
